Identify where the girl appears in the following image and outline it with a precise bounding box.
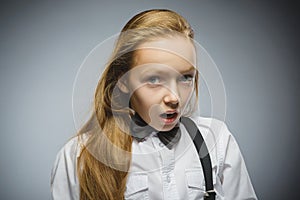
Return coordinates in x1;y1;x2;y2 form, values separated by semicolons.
51;9;257;200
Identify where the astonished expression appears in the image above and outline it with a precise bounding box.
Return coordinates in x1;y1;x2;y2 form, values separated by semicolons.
127;36;197;131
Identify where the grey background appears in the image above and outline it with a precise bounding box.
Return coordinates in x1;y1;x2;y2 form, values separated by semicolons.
0;0;299;199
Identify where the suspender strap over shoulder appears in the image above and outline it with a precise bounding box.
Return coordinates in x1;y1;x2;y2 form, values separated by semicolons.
181;117;216;200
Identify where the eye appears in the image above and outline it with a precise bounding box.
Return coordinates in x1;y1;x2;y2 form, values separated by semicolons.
147;76;161;84
178;74;194;84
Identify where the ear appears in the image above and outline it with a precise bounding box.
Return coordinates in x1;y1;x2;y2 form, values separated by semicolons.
117;80;129;93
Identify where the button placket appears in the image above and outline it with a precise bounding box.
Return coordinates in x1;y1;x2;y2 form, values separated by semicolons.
166;174;171;183
151;135;180;199
161;144;179;199
159;142;164;147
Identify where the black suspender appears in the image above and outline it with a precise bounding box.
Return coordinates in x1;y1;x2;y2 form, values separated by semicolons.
181;117;216;200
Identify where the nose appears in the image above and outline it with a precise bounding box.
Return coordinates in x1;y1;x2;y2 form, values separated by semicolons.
163;84;179;109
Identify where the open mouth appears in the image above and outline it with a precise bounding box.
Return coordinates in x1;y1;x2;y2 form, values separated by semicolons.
160;113;178;119
159;112;179;124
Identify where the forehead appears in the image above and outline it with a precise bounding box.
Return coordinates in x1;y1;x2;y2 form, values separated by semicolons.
133;36;196;70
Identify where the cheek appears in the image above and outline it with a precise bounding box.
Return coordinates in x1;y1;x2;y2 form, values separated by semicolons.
132;89;167;120
179;87;194;104
130;89;154;111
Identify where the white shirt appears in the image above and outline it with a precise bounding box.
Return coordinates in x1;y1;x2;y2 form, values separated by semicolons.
50;116;257;200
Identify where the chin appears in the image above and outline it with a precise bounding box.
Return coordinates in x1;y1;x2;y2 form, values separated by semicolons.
150;116;180;132
158;123;177;132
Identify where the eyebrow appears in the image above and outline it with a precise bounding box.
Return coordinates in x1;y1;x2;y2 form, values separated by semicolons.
180;66;196;74
140;65;196;75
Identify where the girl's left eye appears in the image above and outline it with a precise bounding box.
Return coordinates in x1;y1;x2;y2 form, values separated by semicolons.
178;75;194;83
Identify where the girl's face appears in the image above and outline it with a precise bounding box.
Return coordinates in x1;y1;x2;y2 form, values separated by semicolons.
128;36;197;131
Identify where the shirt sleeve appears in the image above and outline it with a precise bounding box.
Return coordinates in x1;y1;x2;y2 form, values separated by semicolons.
220;125;258;200
50;137;80;200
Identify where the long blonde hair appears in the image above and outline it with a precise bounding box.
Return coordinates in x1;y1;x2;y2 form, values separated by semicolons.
76;9;197;200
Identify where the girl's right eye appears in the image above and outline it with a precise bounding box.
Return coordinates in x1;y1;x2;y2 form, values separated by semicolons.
147;76;160;85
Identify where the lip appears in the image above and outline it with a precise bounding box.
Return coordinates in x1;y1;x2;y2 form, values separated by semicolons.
159;110;180;125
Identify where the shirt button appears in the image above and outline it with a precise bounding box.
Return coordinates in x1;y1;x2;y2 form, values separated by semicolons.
159;142;164;147
166;175;171;183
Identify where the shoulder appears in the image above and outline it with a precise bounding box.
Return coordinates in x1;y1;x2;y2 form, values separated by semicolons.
56;135;84;161
51;136;81;177
50;134;90;199
188;115;233;141
188;117;258;199
186;116;237;170
51;134;89;183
